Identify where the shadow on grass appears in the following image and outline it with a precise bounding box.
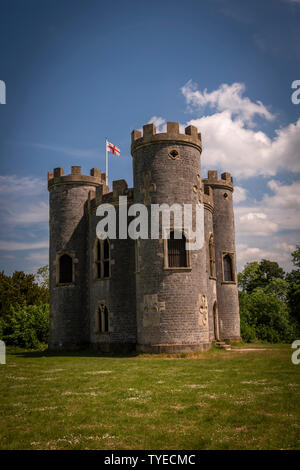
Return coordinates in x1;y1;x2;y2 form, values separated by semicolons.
7;346;141;359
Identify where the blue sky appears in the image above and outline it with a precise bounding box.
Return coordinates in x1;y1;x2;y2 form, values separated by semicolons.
0;0;299;274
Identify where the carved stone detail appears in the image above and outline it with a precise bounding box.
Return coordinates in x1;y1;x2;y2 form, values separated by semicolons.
140;294;164;327
198;293;208;326
193;174;202;205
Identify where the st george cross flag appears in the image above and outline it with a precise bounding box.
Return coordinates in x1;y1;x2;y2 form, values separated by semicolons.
106;141;120;156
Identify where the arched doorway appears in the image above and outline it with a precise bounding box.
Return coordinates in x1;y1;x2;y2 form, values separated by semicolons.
213;301;219;341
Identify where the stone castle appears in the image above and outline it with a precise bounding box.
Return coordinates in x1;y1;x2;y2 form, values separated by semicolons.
48;122;240;353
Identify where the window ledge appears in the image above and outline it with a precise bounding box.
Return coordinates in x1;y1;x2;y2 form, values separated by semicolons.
164;267;192;271
221;281;236;285
209;276;217;280
94;277;111;282
56;282;74;287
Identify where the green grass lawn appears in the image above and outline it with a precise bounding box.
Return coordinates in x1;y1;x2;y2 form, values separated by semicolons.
0;344;299;450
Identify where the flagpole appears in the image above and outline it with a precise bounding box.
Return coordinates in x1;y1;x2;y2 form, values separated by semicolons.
105;137;108;186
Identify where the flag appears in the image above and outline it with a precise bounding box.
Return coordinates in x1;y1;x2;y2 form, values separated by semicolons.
106;141;120;156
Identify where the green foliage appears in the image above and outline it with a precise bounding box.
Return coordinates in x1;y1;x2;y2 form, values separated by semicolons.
263;277;289;302
35;265;49;289
290;245;300;268
238;259;285;294
0;270;49;318
286;246;300;326
0;303;49;348
238;261;260;293
239;289;296;343
238;252;300;343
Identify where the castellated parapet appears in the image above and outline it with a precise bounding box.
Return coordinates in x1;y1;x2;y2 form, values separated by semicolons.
131;122;202;154
48;121;240;352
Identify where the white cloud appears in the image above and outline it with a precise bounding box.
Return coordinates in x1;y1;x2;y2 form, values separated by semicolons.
0;240;49;251
235;179;300;237
147;116;167;133
26;250;49;264
188;111;300;178
176;81;300;178
237;211;278;236
6;201;49;225
233;186;247;203
235;179;300;271
181;80;274;126
236;241;296;272
264;179;300;210
0;175;45;195
0;175;49;226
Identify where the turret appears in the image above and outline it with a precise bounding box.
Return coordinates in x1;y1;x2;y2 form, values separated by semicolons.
203;171;240;341
48;166;104;349
131;122;210;353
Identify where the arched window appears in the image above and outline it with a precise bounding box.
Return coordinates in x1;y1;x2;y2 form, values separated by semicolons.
209;234;216;278
103;239;110;278
167;231;187;268
95;238;111;279
223;254;234;282
98;303;109;333
59;254;73;284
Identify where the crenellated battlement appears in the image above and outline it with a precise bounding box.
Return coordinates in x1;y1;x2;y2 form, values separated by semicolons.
203;170;234;192
48;166;106;190
88;178;134;212
131;122;202;155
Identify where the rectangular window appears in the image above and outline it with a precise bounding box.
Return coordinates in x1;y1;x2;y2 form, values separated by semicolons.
167;231;187;268
95;239;111;280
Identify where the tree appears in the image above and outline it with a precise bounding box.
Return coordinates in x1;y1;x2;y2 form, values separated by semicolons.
239;288;296;343
238;261;260;293
238;259;285;294
35;265;49;289
0;270;49;318
0;303;49;348
291;245;300;269
286;246;300;326
238;256;297;343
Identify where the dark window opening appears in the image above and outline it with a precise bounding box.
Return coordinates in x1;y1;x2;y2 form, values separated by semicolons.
209;235;216;277
59;254;72;284
98;304;109;333
167;231;187;268
98;307;103;332
95;238;110;279
103;239;110;278
169;149;179;160
223;254;234;282
103;306;109;332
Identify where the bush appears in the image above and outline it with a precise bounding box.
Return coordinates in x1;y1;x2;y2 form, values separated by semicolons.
0;303;49;348
239;289;297;343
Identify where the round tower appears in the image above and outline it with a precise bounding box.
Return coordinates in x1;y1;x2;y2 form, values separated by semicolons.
48;166;103;349
203;171;240;341
131;122;210;353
